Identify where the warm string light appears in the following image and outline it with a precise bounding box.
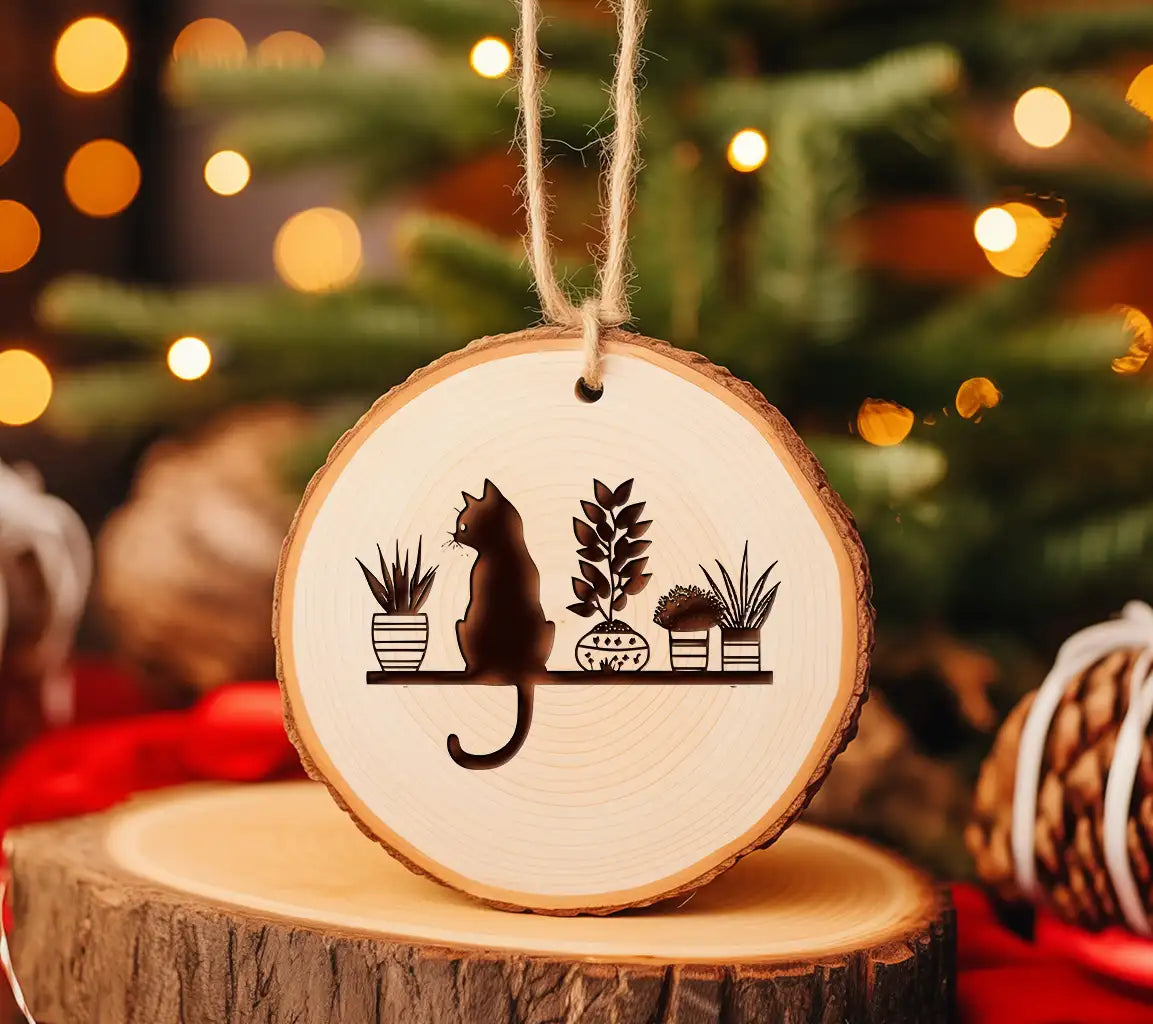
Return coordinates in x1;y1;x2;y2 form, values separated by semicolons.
1126;66;1153;120
856;398;914;447
0;201;40;273
1112;306;1153;375
274;207;363;293
955;377;1001;420
974;206;1017;253
0;103;19;167
1013;87;1071;149
257;31;324;68
470;37;512;78
54;17;129;95
167;337;212;380
204;150;250;195
64;139;140;217
727;129;768;172
982;201;1062;278
172;18;247;65
0;349;52;426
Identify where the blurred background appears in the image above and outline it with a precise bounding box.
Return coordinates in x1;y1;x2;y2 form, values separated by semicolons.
4;0;1153;880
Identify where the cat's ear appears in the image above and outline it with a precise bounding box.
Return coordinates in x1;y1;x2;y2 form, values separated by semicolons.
482;478;498;498
461;490;476;506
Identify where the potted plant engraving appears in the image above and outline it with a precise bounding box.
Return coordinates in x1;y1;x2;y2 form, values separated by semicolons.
568;479;653;671
356;540;437;671
653;585;723;671
701;543;780;671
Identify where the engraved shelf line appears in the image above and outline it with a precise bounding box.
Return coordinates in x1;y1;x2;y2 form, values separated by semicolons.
366;671;773;685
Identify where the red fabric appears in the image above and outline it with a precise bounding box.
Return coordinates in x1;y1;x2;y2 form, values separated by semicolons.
0;665;303;841
955;884;1153;1021
2;664;1153;1022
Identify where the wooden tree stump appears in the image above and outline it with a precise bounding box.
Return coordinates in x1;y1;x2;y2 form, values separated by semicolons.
6;782;954;1024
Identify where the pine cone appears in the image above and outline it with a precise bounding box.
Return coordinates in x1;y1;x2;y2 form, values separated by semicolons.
967;648;1153;930
0;462;91;750
97;405;311;695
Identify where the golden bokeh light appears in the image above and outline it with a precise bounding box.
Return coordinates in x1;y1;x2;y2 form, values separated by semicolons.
0;201;40;273
974;206;1017;253
273;207;363;293
65;139;140;217
983;201;1063;278
1126;66;1153;120
1013;87;1071;149
857;398;915;447
727;129;769;172
469;37;512;79
0;103;19;167
257;30;324;68
955;377;1002;420
167;337;212;381
54;17;129;95
204;150;250;196
0;349;52;426
172;18;247;65
1112;306;1153;375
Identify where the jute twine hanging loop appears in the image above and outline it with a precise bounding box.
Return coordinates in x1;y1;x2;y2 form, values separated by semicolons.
517;0;647;394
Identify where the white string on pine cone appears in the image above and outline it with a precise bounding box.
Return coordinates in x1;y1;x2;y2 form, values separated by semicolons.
0;462;90;1021
1011;600;1153;935
0;460;92;729
517;0;646;393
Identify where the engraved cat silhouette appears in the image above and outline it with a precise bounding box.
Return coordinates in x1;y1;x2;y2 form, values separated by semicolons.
449;479;554;769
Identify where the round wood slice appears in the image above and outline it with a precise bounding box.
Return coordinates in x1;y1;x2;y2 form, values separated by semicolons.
275;327;873;914
6;782;953;1024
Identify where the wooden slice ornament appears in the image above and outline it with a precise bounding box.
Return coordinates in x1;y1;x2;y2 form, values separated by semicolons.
275;0;872;915
275;327;872;913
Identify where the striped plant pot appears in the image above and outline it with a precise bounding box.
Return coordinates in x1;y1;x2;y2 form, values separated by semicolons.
721;628;761;671
668;629;709;672
372;613;429;672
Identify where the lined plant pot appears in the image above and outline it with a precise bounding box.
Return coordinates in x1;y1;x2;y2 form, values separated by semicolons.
372;612;429;671
668;629;710;671
721;628;761;671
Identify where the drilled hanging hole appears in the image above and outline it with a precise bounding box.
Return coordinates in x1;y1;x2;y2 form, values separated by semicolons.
575;377;604;403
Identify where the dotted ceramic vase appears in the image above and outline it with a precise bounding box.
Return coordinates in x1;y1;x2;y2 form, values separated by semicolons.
575;620;650;672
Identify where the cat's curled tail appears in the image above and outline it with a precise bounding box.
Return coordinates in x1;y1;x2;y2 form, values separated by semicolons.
447;680;533;769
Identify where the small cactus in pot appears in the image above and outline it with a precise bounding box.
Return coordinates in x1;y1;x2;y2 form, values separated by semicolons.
653;585;723;671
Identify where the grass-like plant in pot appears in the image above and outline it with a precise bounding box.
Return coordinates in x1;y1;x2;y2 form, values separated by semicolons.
356;539;437;671
653;585;723;671
700;543;780;671
568;478;653;671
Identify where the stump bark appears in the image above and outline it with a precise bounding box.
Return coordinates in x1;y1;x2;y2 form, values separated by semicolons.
6;782;954;1024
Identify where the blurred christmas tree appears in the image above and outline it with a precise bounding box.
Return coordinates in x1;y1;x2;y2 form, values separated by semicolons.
36;0;1153;870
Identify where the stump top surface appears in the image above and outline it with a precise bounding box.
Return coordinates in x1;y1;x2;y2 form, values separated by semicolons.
87;781;933;963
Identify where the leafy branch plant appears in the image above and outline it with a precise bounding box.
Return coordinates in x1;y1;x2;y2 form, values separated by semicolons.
568;478;653;622
357;539;437;614
701;543;780;630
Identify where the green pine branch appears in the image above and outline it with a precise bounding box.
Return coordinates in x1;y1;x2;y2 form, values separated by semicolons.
400;214;537;335
176;62;608;187
38;276;453;353
699;45;961;141
965;7;1153;73
334;0;613;66
809;437;948;507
